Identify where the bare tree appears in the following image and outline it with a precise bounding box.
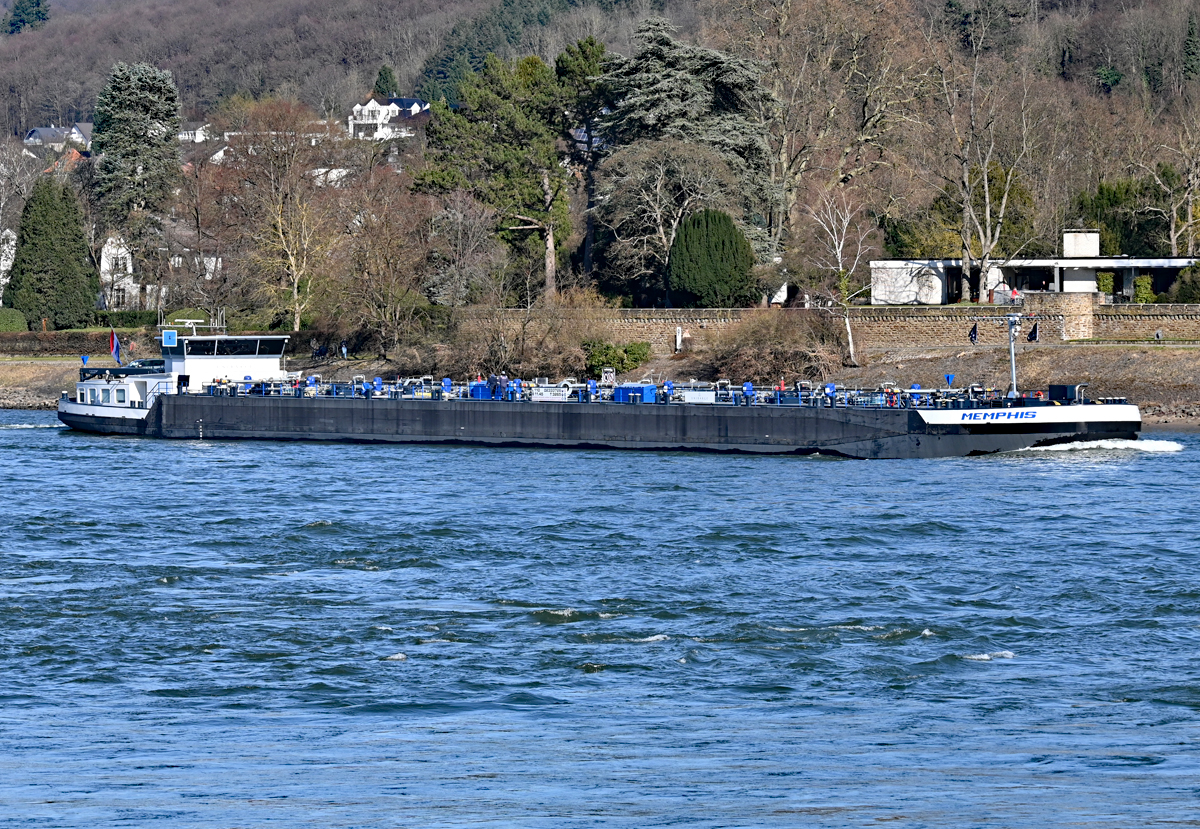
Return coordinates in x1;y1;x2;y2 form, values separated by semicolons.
701;0;930;253
1128;99;1200;256
427;190;506;306
920;7;1046;301
803;188;875;365
593;139;740;302
338;169;436;357
0;139;40;232
229;99;347;331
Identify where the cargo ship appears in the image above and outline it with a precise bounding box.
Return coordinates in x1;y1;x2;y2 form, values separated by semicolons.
57;322;1141;460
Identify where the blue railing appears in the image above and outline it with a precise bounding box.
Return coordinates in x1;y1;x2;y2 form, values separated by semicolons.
197;379;1086;410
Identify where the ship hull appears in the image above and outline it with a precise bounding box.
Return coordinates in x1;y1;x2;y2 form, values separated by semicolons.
57;395;1141;460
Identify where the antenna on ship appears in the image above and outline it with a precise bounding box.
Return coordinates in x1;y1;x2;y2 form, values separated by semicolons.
969;310;1041;398
1005;313;1021;398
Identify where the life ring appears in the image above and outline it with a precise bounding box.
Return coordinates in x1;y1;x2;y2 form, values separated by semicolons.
1034;390;1044;399
886;392;897;408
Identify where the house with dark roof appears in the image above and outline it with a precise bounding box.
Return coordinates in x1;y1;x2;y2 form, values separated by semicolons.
23;127;70;151
68;122;92;150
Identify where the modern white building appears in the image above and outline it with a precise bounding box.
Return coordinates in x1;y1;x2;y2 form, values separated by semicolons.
870;230;1200;304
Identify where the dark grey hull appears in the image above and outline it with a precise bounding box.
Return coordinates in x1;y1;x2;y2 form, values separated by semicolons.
58;395;1139;459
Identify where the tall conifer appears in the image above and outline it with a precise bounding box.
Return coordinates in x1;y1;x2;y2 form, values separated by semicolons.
91;62;181;265
6;177;98;330
374;65;399;97
1185;14;1200;80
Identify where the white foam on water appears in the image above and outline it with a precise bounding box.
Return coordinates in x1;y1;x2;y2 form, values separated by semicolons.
598;613;621;619
372;625;393;632
920;629;935;637
1021;439;1183;453
383;652;407;661
544;608;576;617
418;638;454;644
0;423;65;429
963;650;1016;661
830;624;883;631
631;634;670;643
769;626;810;632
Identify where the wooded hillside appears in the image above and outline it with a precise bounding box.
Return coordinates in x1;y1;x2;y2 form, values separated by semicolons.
0;0;696;133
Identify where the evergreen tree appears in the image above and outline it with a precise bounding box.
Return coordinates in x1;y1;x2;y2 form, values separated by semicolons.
91;62;181;262
555;36;606;273
5;0;49;35
599;19;775;256
6;177;98;330
374;64;398;97
667;209;756;308
1185;14;1200;80
420;54;570;297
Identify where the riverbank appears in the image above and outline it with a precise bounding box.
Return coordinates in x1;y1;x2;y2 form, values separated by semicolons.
6;345;1197;429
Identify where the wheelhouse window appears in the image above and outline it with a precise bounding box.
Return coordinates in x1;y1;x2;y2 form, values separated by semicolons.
217;338;259;356
256;339;287;356
116;388;126;404
101;388;111;404
88;388;97;404
185;340;216;356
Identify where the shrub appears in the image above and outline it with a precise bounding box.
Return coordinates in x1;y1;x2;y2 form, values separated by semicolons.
582;340;652;378
667;209;757;308
705;310;844;384
1133;274;1155;303
0;307;28;332
1096;271;1114;294
96;310;157;328
1168;265;1200;303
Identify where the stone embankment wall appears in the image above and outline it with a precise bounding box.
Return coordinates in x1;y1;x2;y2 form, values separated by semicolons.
3;294;1200;359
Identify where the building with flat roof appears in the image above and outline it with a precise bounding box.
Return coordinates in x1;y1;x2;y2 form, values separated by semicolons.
870;230;1199;304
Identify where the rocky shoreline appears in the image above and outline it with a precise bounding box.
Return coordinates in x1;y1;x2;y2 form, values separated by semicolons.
0;390;57;410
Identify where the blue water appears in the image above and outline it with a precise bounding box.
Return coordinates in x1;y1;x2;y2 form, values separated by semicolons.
1;408;1198;827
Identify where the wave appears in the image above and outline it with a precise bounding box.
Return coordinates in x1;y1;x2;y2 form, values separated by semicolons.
383;652;407;661
630;634;670;643
962;650;1015;661
1021;439;1183;453
0;423;65;429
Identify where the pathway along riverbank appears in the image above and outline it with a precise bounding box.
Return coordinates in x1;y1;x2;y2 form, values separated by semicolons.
5;344;1198;430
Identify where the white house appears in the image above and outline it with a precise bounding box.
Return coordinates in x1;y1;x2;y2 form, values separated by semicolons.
347;96;429;141
177;122;212;143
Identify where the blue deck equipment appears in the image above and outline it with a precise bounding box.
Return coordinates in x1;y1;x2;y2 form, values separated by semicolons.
614;383;657;404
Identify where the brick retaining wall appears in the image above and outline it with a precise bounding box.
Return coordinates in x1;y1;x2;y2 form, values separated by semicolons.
5;297;1200;358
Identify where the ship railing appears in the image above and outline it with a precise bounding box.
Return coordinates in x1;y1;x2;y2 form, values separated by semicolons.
187;377;1073;410
145;380;177;408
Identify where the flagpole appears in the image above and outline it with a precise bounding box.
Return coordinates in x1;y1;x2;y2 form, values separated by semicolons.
1007;314;1019;397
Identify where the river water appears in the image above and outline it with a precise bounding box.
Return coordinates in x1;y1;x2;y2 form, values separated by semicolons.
1;408;1198;827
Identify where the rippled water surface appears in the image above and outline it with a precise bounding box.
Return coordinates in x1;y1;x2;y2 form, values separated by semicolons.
2;409;1199;827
